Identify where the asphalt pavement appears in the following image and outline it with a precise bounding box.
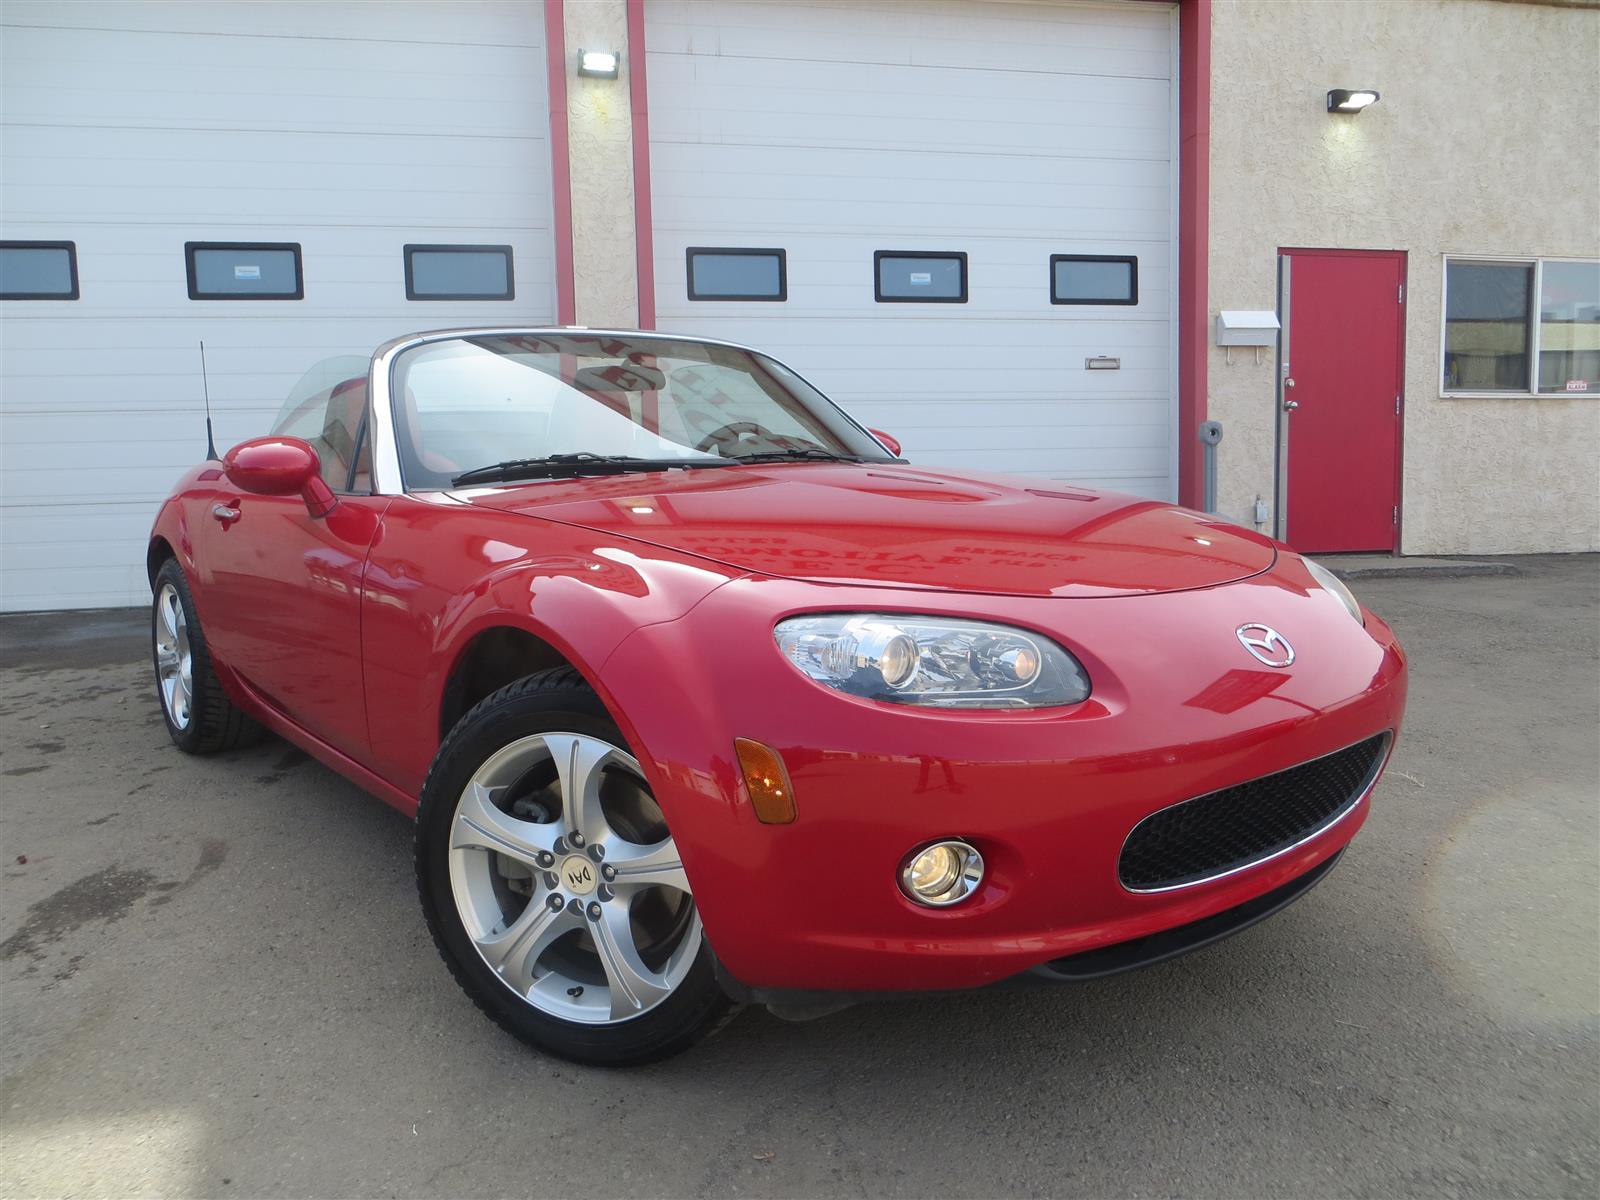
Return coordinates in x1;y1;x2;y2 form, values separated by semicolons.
2;556;1596;1199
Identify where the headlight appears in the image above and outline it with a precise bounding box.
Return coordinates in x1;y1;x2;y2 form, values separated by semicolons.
1305;558;1364;626
774;613;1090;708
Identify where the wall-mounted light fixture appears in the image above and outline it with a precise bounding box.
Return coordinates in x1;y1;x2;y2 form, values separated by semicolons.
1327;89;1379;114
578;49;620;79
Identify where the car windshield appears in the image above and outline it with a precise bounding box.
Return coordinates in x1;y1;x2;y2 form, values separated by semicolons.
389;333;892;489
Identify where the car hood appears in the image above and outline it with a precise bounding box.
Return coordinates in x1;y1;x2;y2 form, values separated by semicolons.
453;462;1277;598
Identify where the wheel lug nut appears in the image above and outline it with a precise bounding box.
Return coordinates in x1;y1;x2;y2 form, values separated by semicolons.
536;851;554;868
546;893;564;911
586;902;602;920
601;864;616;881
570;832;585;848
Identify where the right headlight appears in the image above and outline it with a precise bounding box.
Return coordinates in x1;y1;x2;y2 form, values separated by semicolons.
1305;558;1365;626
774;613;1091;708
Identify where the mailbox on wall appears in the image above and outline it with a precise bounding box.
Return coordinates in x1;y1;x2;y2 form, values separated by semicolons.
1214;310;1281;347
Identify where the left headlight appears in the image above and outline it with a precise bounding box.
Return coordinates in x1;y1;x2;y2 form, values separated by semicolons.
1305;558;1365;626
774;613;1091;708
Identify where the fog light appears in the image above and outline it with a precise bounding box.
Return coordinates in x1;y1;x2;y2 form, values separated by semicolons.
900;839;984;907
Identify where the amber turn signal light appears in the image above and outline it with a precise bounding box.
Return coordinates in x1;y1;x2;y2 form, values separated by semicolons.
734;738;797;824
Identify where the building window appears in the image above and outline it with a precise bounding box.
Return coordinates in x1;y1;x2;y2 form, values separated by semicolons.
186;242;303;299
686;248;786;301
875;251;966;303
404;244;514;300
1051;254;1138;305
1443;257;1599;395
0;241;79;299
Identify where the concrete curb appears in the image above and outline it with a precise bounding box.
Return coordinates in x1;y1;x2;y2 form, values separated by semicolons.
1327;560;1522;582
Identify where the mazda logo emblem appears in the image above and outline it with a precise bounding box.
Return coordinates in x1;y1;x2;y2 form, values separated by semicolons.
1237;623;1295;667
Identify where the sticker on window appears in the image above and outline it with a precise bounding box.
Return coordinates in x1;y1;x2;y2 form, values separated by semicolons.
186;243;303;300
875;252;966;303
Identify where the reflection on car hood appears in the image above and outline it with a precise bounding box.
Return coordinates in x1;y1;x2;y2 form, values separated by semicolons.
453;462;1277;598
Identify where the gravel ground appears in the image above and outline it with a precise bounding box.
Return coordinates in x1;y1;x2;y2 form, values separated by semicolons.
1;555;1596;1199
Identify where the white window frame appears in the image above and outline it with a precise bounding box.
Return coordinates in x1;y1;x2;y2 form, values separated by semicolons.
1440;253;1600;398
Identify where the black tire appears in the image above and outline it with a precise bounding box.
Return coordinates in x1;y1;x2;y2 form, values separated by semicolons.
415;667;737;1066
151;558;264;754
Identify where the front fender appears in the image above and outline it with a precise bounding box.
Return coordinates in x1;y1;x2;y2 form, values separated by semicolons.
359;496;746;797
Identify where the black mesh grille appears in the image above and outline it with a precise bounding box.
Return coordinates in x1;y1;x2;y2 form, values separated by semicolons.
1118;734;1391;891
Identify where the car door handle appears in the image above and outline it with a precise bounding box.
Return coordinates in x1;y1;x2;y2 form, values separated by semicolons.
211;502;241;526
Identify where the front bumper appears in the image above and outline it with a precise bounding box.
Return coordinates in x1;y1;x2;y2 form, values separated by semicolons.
717;848;1344;1016
597;560;1407;994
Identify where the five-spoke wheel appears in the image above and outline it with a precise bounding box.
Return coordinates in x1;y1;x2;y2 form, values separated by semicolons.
449;732;701;1024
416;667;735;1064
149;558;261;754
154;581;193;730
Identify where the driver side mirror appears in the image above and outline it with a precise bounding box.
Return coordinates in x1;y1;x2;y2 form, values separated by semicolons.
869;429;902;457
223;437;338;518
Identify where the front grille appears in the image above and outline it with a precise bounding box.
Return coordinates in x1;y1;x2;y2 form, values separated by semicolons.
1118;733;1391;891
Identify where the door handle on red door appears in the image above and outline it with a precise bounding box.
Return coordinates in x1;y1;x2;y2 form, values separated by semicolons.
211;502;241;526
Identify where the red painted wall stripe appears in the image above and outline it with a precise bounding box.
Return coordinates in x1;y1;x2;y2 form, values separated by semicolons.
1177;0;1211;510
627;0;656;330
543;0;577;325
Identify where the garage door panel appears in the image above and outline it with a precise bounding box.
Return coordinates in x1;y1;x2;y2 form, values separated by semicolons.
650;0;1175;502
654;142;1171;191
3;125;545;179
0;1;556;609
649;0;1171;77
4;0;543;46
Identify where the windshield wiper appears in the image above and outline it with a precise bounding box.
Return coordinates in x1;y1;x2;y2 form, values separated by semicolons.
725;448;864;465
451;453;717;487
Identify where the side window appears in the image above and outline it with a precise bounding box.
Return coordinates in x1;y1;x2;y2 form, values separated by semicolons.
404;244;514;300
686;247;786;301
0;241;79;299
1050;255;1138;305
272;356;373;493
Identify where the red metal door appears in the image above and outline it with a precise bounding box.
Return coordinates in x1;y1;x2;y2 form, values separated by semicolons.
1283;249;1405;553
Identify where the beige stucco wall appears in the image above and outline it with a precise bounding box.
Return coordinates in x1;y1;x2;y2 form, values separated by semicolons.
1208;0;1600;554
563;0;639;328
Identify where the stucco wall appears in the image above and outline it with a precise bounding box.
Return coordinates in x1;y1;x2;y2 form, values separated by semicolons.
1207;0;1600;554
563;0;639;328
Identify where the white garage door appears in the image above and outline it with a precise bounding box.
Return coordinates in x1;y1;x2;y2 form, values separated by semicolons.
0;1;557;611
647;0;1176;498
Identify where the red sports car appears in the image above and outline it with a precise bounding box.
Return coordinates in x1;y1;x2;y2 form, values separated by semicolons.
148;328;1406;1064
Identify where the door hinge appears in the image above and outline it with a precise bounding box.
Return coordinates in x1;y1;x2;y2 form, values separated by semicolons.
1398;284;1404;303
1396;395;1401;415
1393;505;1399;525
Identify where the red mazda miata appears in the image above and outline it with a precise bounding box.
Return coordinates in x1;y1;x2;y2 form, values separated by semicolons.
148;328;1406;1064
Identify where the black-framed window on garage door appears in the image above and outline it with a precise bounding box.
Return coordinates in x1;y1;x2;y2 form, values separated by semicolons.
686;247;787;301
186;242;303;299
0;241;79;299
1051;255;1138;305
875;251;967;303
404;244;515;301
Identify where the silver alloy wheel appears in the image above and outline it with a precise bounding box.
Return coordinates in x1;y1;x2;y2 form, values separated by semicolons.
447;732;701;1025
154;582;194;729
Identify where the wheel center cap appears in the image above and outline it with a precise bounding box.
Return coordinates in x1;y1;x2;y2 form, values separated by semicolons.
559;855;598;895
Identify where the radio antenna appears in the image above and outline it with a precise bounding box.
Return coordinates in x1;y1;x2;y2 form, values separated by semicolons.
199;340;219;460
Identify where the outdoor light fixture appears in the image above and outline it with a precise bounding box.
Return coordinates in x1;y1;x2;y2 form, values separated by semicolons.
1327;89;1380;114
578;49;620;79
